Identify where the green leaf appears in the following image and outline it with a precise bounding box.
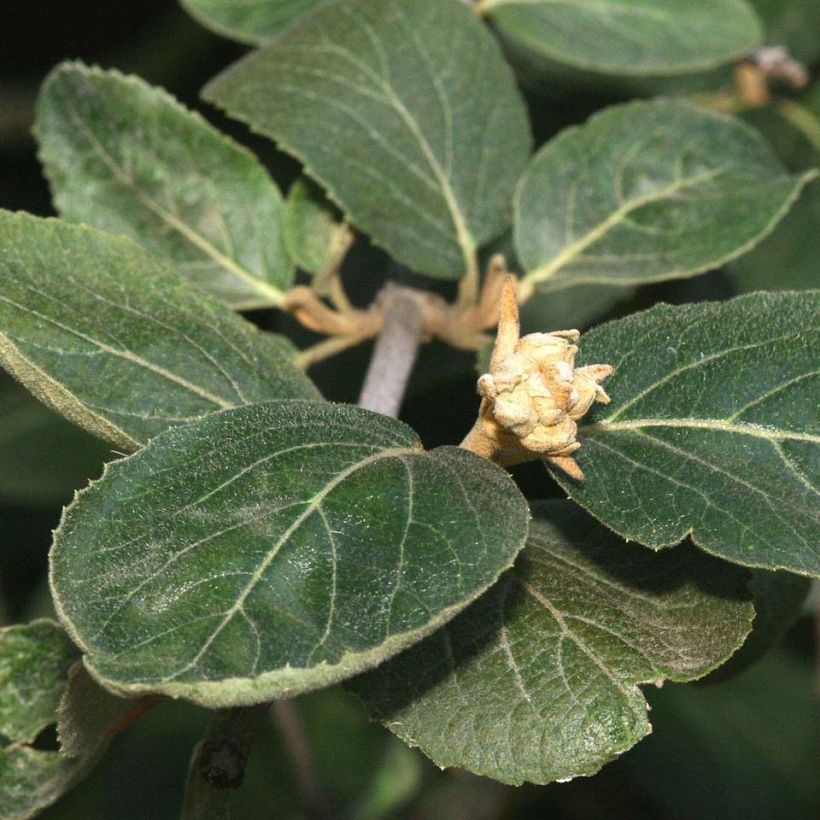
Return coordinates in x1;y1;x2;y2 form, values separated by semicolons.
36;62;292;310
50;400;529;708
57;665;136;759
516;100;816;296
204;0;532;279
283;177;349;277
481;0;762;76
0;212;318;451
515;100;816;298
181;0;327;44
0;621;100;820
0;621;79;744
557;291;820;576
350;502;753;786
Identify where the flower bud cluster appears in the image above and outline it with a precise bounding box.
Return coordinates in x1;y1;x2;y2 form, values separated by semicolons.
477;330;612;457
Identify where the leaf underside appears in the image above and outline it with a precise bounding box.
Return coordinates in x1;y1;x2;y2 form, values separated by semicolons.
0;621;98;820
36;62;292;310
204;0;532;278
181;0;328;44
560;291;820;576
485;0;762;76
516;99;816;294
351;502;753;785
0;211;318;450
50;400;530;708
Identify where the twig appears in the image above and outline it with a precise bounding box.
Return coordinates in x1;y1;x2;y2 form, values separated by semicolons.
181;705;267;820
357;284;426;417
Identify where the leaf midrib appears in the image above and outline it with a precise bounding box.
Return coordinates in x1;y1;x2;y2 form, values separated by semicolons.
582;418;819;444
320;1;479;277
57;83;285;306
520;165;727;287
0;293;234;413
159;445;419;684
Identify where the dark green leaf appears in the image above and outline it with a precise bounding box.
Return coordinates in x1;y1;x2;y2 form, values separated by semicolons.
57;665;136;759
50;400;529;707
205;0;532;278
558;291;820;576
36;63;292;310
0;621;79;744
283;177;349;278
0;621;102;820
482;0;762;76
351;502;753;785
181;0;327;44
0;212;318;451
515;100;815;296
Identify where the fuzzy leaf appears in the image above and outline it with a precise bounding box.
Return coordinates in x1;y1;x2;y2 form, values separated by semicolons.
36;63;292;310
283;177;348;277
559;291;820;576
181;0;327;44
50;400;529;708
351;502;753;785
205;0;532;278
515;100;816;295
0;212;318;451
481;0;762;76
0;621;79;745
0;621;101;820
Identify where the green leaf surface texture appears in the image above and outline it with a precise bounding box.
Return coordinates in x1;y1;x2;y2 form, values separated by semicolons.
182;0;328;44
0;621;79;745
36;63;292;310
283;177;347;276
560;291;820;576
483;0;762;75
0;212;318;450
516;100;815;293
351;502;753;785
0;621;99;820
205;0;532;278
50;400;530;707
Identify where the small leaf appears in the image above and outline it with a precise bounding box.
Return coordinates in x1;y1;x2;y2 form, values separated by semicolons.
57;665;138;759
481;0;762;76
558;291;820;576
283;177;350;279
0;212;318;451
350;502;753;786
36;63;292;310
205;0;532;279
50;400;529;708
0;621;79;745
515;100;816;295
0;621;101;820
181;0;327;44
